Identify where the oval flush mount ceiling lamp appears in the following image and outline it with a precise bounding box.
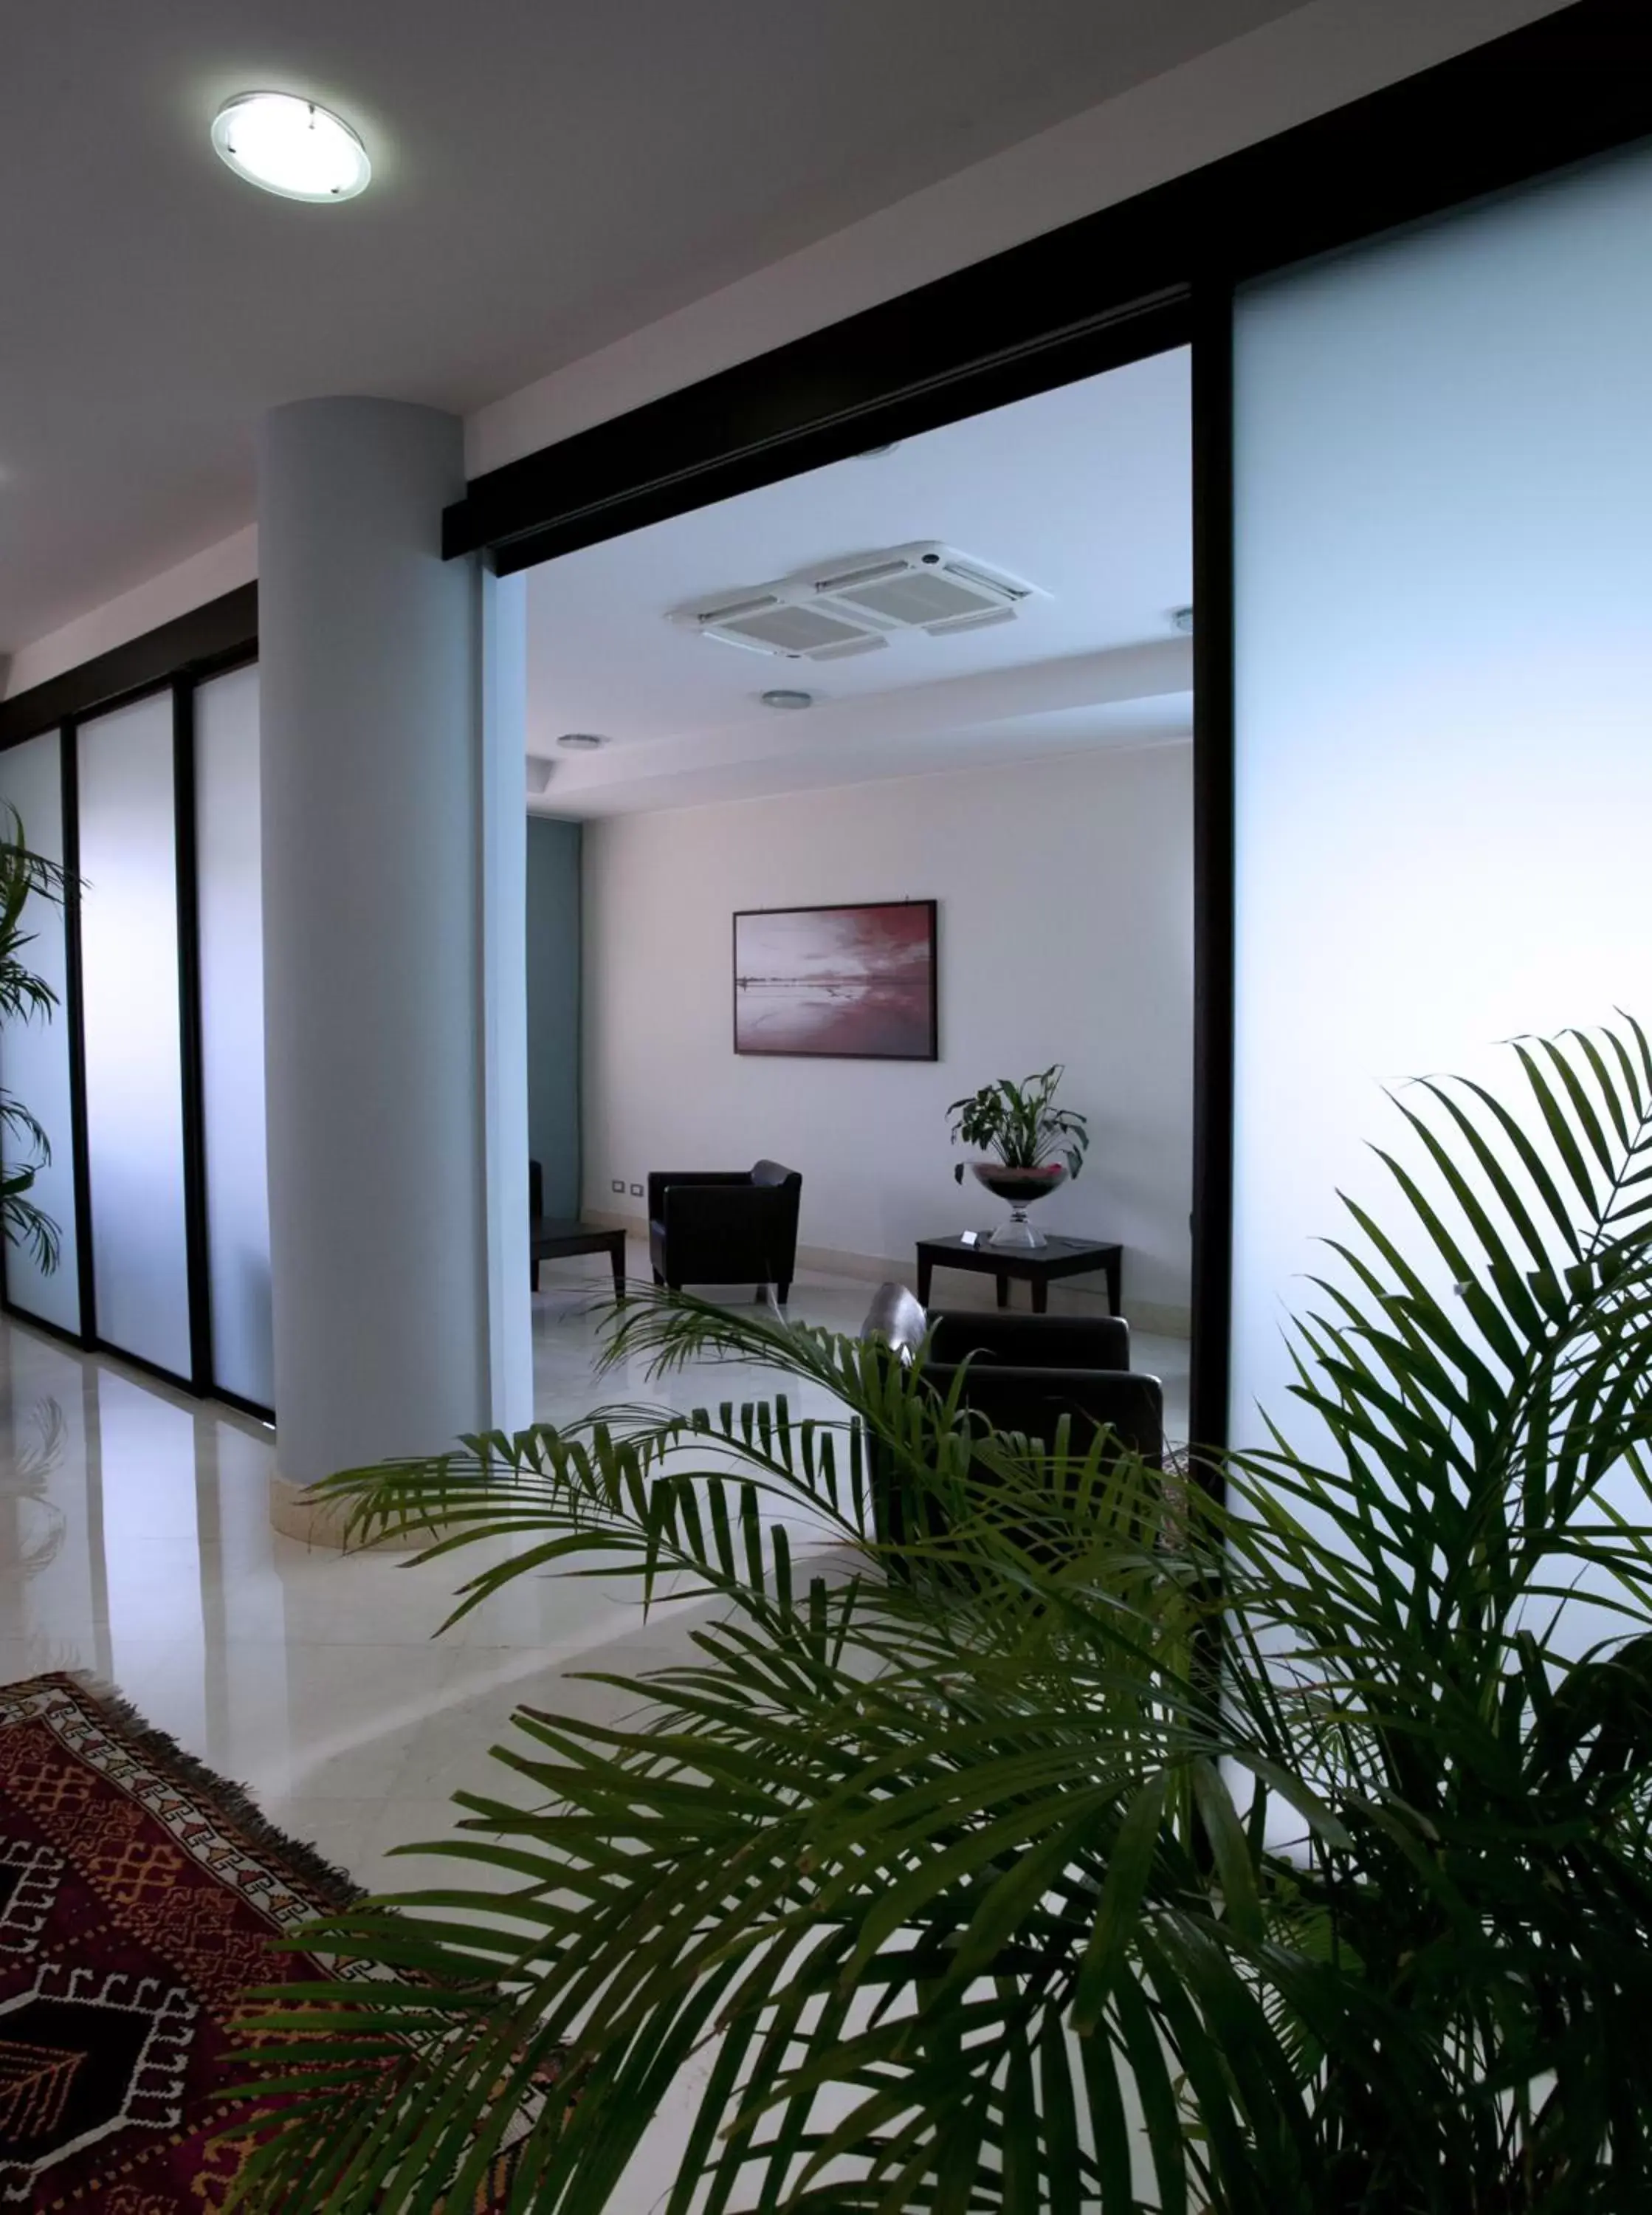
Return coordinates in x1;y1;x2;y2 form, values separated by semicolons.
211;92;371;202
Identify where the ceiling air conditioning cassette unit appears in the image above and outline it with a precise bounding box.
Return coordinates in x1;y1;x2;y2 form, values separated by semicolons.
669;586;889;662
808;543;1044;636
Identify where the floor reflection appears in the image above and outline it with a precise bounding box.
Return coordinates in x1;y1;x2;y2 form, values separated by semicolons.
0;1252;1189;1895
0;1255;1187;2214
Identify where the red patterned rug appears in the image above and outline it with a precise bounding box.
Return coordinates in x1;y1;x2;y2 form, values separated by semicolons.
0;1671;370;2212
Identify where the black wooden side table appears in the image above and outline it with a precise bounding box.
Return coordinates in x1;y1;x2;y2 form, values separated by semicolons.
915;1233;1122;1316
531;1220;627;1299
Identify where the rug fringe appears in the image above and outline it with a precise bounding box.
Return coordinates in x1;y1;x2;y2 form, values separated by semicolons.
47;1669;368;1914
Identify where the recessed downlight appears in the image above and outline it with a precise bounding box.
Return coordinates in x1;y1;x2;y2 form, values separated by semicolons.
554;731;608;750
211;92;371;202
1171;605;1194;635
760;689;814;711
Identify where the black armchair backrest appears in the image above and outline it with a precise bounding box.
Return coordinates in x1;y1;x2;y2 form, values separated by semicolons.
927;1311;1132;1373
858;1297;1135;1382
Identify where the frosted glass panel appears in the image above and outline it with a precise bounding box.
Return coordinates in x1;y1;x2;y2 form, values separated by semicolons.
1232;145;1652;1647
78;694;191;1376
196;664;272;1407
0;731;78;1330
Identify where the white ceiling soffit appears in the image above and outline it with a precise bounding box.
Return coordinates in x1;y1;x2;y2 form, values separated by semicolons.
539;704;1194;817
539;646;1192;817
0;0;1312;659
526;347;1191;811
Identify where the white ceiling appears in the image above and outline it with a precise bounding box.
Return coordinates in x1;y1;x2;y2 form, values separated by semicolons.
526;346;1192;814
0;1;1302;658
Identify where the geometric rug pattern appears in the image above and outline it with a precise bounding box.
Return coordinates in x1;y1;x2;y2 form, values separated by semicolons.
0;1673;369;2212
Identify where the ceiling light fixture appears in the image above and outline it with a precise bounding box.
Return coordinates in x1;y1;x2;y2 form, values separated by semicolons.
1171;605;1195;634
760;689;814;711
211;92;371;202
554;731;608;750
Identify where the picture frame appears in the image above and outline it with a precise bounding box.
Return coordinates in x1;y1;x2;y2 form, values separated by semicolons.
732;900;938;1060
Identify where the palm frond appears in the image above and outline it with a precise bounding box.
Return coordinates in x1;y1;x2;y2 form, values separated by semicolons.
0;809;67;1269
230;1021;1652;2213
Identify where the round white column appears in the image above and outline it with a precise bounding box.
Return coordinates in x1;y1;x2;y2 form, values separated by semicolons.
258;398;530;1528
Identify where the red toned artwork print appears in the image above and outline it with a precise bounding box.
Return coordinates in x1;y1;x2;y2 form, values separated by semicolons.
734;902;937;1059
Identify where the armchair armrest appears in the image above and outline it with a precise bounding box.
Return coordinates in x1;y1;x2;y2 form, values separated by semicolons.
861;1283;929;1359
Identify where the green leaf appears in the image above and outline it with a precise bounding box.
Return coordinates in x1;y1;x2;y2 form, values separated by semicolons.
1070;1772;1167;2035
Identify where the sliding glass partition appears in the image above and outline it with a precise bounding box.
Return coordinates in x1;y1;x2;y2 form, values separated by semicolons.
1231;142;1652;1641
0;730;78;1333
0;662;271;1411
77;693;193;1378
195;664;272;1407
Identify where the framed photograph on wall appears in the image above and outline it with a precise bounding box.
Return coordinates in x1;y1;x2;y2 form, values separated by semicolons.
733;901;938;1060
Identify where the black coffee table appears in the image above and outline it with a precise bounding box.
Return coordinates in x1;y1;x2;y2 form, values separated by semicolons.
915;1232;1122;1316
531;1219;627;1299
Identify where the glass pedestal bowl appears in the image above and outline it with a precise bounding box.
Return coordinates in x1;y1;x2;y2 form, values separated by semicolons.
967;1161;1069;1249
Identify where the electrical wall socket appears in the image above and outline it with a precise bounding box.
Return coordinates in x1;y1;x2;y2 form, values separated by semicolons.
628;1183;644;1198
610;1180;624;1194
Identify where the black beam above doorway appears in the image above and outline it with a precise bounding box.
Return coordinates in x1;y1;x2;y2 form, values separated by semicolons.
0;585;258;752
444;0;1652;575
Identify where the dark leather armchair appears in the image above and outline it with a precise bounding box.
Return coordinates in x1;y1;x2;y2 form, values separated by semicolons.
923;1311;1163;1465
648;1160;802;1304
861;1288;1164;1550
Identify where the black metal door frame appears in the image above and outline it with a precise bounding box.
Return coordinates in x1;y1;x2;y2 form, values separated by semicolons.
0;597;268;1421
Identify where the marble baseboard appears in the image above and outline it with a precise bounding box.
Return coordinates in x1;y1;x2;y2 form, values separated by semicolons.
581;1209;1191;1339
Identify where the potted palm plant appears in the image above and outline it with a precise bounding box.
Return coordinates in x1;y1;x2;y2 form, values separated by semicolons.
0;806;66;1271
948;1060;1089;1246
231;1020;1652;2214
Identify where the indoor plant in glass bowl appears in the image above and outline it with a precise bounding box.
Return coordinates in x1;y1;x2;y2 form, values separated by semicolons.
948;1062;1089;1248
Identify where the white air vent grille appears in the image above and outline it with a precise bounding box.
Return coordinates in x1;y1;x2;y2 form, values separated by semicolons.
720;603;882;657
670;543;1044;661
813;547;1034;634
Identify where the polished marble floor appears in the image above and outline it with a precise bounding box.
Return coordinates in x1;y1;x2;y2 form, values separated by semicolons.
0;1244;1186;2208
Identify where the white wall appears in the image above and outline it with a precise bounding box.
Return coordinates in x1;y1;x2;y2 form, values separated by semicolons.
582;744;1193;1329
2;527;256;701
